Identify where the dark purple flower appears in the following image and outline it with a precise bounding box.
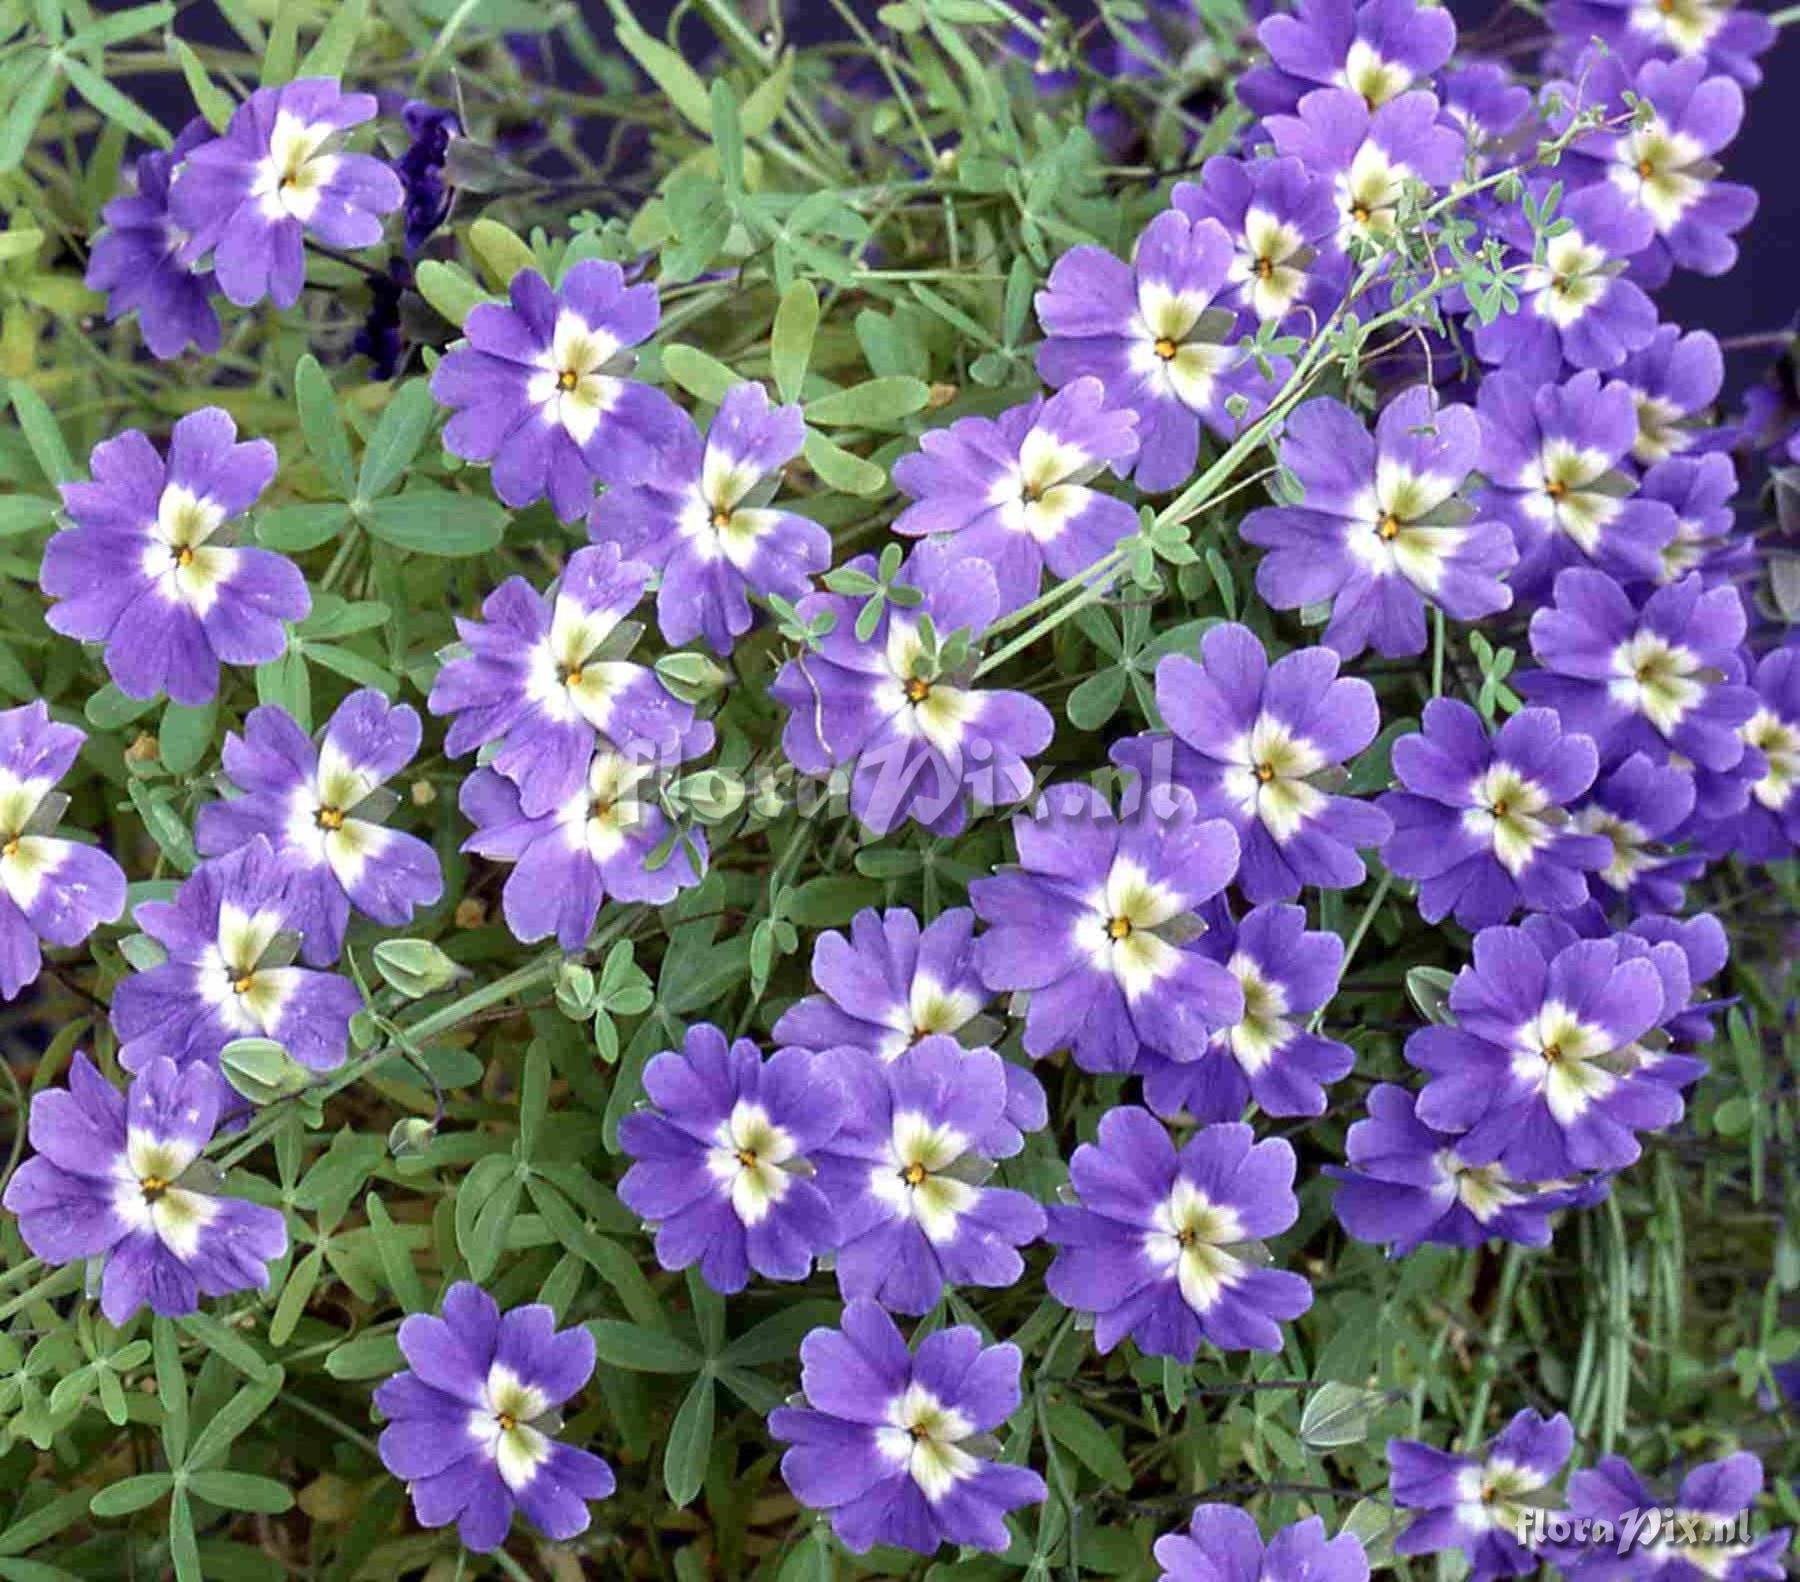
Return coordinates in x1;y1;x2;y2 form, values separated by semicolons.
1547;0;1775;89
768;1300;1046;1555
1404;922;1691;1179
0;702;127;1001
428;542;703;818
1473;370;1676;600
1111;622;1390;900
397;100;458;253
169;78;403;308
1470;187;1657;385
1616;325;1723;465
814;1039;1045;1315
1636;453;1743;587
1555;53;1757;289
1170;157;1347;335
86;118;221;359
1240;0;1457;117
110;838;363;1080
617;1024;843;1293
588;382;830;654
1157;1506;1372;1582
892;377;1140;615
1330;1084;1607;1254
1380;700;1610;928
1438;63;1536;152
375;1283;614;1553
1242;385;1516;659
351;257;409;380
44;408;308;705
430;262;686;521
196;690;443;966
1045;1108;1311;1360
1558;1453;1790;1582
1518;569;1757;816
1696;645;1800;862
1136;903;1353;1122
458;742;708;952
1036;209;1276;492
971;781;1243;1075
1265;88;1464;252
771;906;1048;1151
769;557;1054;838
1390;1410;1574;1580
1;1054;286;1324
1570;752;1700;914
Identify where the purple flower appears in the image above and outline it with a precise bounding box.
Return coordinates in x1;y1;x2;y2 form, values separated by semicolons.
1556;53;1757;288
1242;385;1516;659
43;408;308;705
0;702;127;1001
1473;371;1677;600
396;100;458;253
1265;88;1464;252
768;1300;1046;1555
771;906;1049;1149
430;261;686;521
1330;1084;1607;1254
196;691;442;966
1438;63;1536;152
1170;157;1347;334
1239;0;1457;117
169;78;403;309
428;542;704;818
1379;700;1609;928
1036;209;1275;492
1637;453;1743;586
1547;0;1775;89
1404;922;1690;1180
769;557;1054;838
1136;904;1353;1122
1;1054;286;1325
110;838;363;1079
892;377;1140;615
1570;752;1700;914
1616;325;1723;464
813;1039;1045;1315
617;1025;843;1293
1045;1109;1311;1360
458;742;708;952
1518;569;1757;816
971;782;1243;1075
1389;1409;1574;1580
1156;1506;1372;1582
1697;645;1800;862
587;382;830;654
1470;187;1657;385
86;119;221;359
1111;622;1390;900
1558;1453;1790;1582
375;1283;614;1553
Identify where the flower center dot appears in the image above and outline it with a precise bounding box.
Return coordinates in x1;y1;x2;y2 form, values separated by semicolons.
736;1148;759;1168
496;1411;517;1433
315;805;345;831
1377;513;1400;540
557;368;580;392
1637;158;1656;178
232;974;256;994
1491;797;1510;818
905;677;932;703
1256;255;1275;279
1351;205;1371;224
1106;915;1133;941
140;1175;170;1203
1256;761;1277;783
1153;336;1179;361
1;837;17;859
1542;1042;1563;1064
711;507;733;529
1545;479;1567;500
175;546;195;567
908;1422;929;1441
901;1161;928;1187
559;664;585;688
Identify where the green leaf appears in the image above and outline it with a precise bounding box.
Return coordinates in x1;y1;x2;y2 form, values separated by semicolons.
0;67;59;175
414;260;492;328
587;1321;705;1374
60;57;169;146
294;354;355;497
802;429;885;496
803;376;930;428
324;1332;404;1380
740;48;795;137
185;1367;285;1468
158;698;217;777
85;683;156;732
365;1192;427;1313
783;875;884;927
1043;1402;1131;1490
614;15;712;131
771;280;819;405
269;1247;325;1346
177;1312;273;1381
711;80;745;193
295;0;367;78
361;490;506;556
662;1373;715;1507
169;38;234;132
257;503;349;552
168;1489;199;1582
357;380;437;501
661;344;740;406
303;641;397;695
468;217;537;288
255;644;310;732
127;781;197;873
7;382;75;484
0;496;55;536
1298;1382;1388;1449
89;1475;173;1519
0;1491;92;1558
1066;668;1127;731
260;0;298;84
184;1472;294;1515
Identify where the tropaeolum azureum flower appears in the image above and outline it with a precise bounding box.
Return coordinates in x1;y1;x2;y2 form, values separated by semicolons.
375;1283;615;1553
196;689;443;965
1156;1505;1372;1582
768;1299;1047;1555
2;1054;287;1324
43;408;309;705
1236;0;1457;116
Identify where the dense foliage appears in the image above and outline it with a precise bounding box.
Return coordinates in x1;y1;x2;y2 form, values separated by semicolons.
0;1;1795;1580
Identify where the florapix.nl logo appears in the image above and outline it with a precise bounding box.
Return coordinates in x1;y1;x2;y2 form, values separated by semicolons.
1517;1506;1761;1557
